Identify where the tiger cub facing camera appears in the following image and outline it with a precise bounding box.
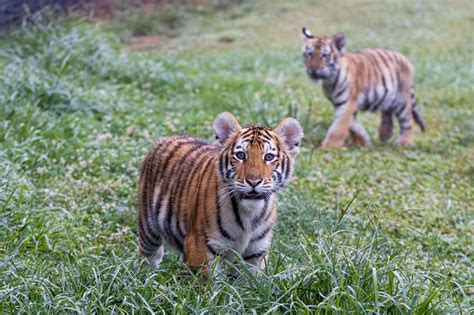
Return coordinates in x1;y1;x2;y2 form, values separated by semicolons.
137;112;303;275
300;27;425;148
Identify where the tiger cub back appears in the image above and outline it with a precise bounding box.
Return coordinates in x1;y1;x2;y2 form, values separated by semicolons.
137;112;303;275
300;27;425;147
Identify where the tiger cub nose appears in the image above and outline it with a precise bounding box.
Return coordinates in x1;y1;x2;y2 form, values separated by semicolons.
246;178;263;187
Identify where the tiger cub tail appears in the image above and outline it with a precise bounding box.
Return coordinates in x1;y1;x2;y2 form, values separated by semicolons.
410;88;425;132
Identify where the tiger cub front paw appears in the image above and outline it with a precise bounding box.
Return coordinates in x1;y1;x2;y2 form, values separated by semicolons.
321;139;345;148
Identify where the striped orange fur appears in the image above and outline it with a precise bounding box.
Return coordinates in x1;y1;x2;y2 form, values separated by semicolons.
137;112;303;275
301;27;425;147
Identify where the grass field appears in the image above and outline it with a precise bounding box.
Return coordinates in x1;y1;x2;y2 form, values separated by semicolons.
1;0;473;313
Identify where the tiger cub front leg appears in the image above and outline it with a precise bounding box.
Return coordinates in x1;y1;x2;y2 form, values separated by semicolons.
395;104;414;147
244;255;266;275
322;101;357;148
184;233;212;276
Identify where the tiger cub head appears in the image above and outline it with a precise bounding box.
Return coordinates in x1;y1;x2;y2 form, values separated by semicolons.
213;112;303;201
300;27;346;81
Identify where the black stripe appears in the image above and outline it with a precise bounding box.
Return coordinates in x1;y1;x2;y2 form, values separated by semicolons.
240;136;252;143
206;243;217;256
243;250;266;261
377;50;391;69
138;204;162;244
364;52;384;111
176;152;214;238
330;69;341;93
262;129;273;139
371;75;388;110
396;71;403;96
192;156;216;233
191;157;216;251
361;89;370;110
138;221;162;247
195;156;216;202
334;99;348;107
387;54;399;96
241;129;254;138
174;147;215;239
216;184;235;240
163;144;204;213
252;196;270;228
275;170;282;183
283;154;291;181
278;158;285;182
138;230;161;249
167;154;198;239
223;154;230;180
395;104;405;116
139;237;161;253
141;155;153;223
231;196;244;231
153;140;206;228
219;155;225;178
139;244;158;256
334;82;347;99
259;133;272;142
141;142;166;242
366;51;383;83
378;51;396;92
250;225;272;243
262;204;273;223
370;51;383;71
370;87;380;111
226;167;233;180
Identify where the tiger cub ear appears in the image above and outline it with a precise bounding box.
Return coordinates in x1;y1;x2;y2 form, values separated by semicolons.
333;32;346;52
213;112;241;146
274;118;304;156
301;27;314;42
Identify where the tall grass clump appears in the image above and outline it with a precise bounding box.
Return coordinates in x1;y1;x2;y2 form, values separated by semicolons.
0;16;117;113
0;14;181;115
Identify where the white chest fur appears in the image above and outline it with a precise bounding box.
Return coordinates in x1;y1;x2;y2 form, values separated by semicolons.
208;196;274;258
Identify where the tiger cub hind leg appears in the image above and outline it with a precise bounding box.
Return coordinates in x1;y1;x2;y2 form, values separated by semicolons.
150;245;165;268
379;110;394;142
138;227;166;268
395;104;414;147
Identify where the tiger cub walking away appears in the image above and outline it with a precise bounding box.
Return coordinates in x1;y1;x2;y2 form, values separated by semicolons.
137;112;303;275
300;27;425;147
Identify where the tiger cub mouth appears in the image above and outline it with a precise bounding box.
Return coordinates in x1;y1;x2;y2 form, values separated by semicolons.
242;191;265;200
